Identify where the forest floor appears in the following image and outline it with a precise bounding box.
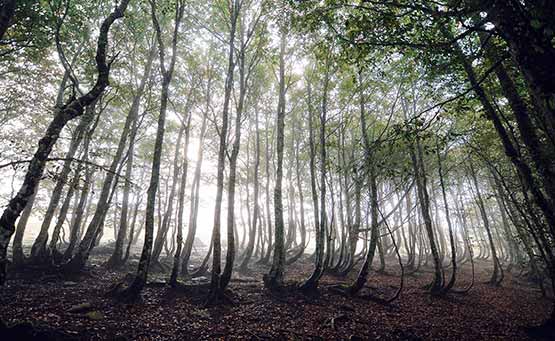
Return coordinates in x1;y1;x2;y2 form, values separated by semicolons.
1;249;553;340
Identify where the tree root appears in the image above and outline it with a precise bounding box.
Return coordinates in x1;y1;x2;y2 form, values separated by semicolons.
204;287;234;306
105;273;141;303
328;284;350;296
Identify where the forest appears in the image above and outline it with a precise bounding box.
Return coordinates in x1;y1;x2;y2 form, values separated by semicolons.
0;0;554;340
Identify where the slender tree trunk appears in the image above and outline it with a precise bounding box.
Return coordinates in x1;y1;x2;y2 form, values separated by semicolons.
151;126;185;265
12;189;37;267
170;115;191;285
221;28;250;288
349;69;379;295
265;27;287;290
181;107;208;276
468;163;502;286
300;54;331;291
260;108;273;264
436;140;457;292
239;108;260;272
207;0;238;301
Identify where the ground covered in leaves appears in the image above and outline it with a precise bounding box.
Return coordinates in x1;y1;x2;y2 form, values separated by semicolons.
1;253;553;340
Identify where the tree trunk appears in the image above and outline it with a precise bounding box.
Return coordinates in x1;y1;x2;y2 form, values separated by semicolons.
468;163;503;286
239;108;260;272
436;140;457;292
207;0;238;302
151;125;185;265
181;104;209;276
170;115;191;285
11;188;37;267
221;27;250;288
265;27;287;290
300;54;330;291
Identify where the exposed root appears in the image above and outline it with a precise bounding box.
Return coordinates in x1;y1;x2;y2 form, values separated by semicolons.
105;273;144;303
327;284;350;296
204;287;234;306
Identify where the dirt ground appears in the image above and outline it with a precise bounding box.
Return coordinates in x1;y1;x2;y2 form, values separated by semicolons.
0;253;553;340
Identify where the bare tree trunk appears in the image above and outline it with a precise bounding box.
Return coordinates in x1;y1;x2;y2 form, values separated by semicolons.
286;125;307;265
349;69;379;295
468;162;503;286
170;115;191;285
151;125;185;266
63;162;95;260
264;27;287;290
259;109;273;264
239;108;260;272
11;188;37;267
30;97;98;261
221;22;250;288
436;140;457;292
300;53;331;291
181;105;209;276
414;137;443;293
207;0;239;302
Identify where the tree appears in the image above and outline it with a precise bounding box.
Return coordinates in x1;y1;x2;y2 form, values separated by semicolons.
0;0;131;285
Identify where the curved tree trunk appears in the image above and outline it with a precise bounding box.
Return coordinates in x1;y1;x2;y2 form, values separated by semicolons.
30;97;98;261
11;188;37;267
436;140;457;293
151;125;185;266
468;162;503;286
